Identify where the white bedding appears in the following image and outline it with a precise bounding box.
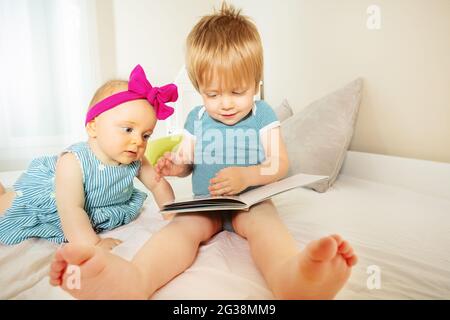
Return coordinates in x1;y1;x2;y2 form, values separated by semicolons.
1;172;449;300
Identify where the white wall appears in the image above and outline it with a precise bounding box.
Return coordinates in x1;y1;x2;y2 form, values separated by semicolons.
108;0;449;163
103;0;215;138
1;0;448;172
111;0;212;83
228;0;450;163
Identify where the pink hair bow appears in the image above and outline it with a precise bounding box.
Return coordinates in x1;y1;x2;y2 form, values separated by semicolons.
85;64;178;125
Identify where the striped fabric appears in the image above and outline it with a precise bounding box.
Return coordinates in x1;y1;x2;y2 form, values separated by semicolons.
0;142;147;245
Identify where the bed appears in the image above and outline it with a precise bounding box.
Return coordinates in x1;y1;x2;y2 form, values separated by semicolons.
1;150;449;300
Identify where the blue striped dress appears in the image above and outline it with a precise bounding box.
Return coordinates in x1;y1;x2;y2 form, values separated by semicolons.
0;142;147;245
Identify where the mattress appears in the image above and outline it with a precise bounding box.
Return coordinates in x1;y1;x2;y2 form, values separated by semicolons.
1;172;449;299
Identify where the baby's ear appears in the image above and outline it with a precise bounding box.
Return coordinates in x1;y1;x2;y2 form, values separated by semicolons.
86;120;97;138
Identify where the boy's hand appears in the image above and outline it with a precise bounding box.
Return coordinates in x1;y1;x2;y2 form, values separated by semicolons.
154;152;186;182
208;167;249;196
95;238;122;251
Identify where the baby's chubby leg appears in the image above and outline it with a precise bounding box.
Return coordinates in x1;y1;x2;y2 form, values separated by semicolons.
50;212;223;299
231;200;357;299
0;183;15;215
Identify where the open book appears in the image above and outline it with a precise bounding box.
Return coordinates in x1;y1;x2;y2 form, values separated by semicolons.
160;173;328;214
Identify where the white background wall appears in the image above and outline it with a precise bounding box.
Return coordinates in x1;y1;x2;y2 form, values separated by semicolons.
99;0;450;163
95;0;215;139
228;0;450;163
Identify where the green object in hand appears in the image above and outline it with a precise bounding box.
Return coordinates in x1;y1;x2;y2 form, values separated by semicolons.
145;134;183;166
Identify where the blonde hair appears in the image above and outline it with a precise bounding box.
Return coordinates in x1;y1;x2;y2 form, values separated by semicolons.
186;2;263;92
88;80;128;110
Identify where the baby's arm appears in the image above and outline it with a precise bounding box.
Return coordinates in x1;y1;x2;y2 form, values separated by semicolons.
55;153;101;245
137;156;175;209
209;127;289;196
244;126;290;186
154;134;195;180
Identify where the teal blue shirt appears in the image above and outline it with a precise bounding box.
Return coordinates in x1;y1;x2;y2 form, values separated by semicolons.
184;100;280;196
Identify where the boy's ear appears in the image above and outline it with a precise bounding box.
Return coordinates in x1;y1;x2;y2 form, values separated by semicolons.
254;85;260;98
254;80;262;96
86;120;97;138
254;85;260;95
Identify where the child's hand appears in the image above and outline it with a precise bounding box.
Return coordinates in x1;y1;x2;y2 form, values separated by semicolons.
95;238;122;251
208;167;248;196
154;152;185;182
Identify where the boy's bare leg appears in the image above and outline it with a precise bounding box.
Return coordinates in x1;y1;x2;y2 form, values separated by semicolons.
231;200;357;299
0;183;5;195
131;212;222;294
50;212;223;299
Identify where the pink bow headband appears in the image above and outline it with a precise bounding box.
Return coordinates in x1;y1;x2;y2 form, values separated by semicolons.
85;64;178;125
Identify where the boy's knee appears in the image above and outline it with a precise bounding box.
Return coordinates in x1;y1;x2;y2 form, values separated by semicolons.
231;211;253;238
252;199;276;213
172;213;222;241
231;200;277;237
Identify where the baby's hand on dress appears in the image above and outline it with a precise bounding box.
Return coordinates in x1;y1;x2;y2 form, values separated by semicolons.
209;167;248;196
154;152;185;182
95;238;122;251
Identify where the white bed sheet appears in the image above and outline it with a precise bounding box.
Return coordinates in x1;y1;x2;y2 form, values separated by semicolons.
1;174;449;299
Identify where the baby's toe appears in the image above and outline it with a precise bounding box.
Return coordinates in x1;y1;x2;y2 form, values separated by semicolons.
346;254;358;267
338;240;352;256
330;234;344;247
50;259;67;272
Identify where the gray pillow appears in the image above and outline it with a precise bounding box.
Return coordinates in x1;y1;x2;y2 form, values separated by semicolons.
281;78;363;192
274;98;294;122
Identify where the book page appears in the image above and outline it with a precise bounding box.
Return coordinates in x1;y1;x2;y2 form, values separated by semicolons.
162;194;244;208
238;173;329;206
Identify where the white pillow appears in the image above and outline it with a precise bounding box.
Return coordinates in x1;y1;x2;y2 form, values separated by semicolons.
281;78;363;192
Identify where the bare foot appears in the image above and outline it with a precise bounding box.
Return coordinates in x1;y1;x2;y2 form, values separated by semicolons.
49;244;154;299
271;234;357;299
